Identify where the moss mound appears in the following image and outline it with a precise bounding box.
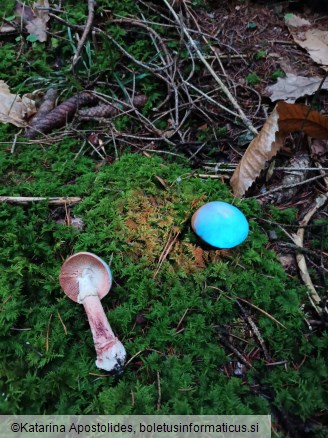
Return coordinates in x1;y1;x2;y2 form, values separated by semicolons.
0;148;327;436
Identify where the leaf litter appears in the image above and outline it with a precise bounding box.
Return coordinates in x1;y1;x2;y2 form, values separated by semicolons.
0;1;328;434
266;73;328;103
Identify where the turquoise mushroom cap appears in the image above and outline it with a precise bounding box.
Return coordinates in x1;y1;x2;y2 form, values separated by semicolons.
191;201;249;249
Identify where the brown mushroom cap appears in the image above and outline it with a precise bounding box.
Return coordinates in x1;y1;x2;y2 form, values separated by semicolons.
59;252;112;302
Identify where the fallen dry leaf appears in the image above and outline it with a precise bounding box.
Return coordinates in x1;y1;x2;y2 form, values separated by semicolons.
286;14;328;68
293;30;328;68
15;0;50;42
311;139;328;157
0;80;36;127
0;23;17;33
267;73;328;103
230;102;328;197
285;14;310;28
267;152;310;204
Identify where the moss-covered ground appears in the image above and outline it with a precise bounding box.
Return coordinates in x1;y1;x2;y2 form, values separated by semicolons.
0;136;326;435
0;1;327;437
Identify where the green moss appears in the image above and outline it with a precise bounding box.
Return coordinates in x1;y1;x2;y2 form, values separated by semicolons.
0;145;327;437
0;1;327;434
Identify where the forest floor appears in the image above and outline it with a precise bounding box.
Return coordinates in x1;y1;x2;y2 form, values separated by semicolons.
0;1;327;437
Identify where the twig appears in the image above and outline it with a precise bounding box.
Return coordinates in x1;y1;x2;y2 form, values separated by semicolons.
175;309;189;332
0;296;11;312
197;174;229;179
72;0;95;67
184;81;240;119
57;310;67;335
208;286;287;329
253;174;327;198
46;313;53;353
124;348;164;368
10;130;21;154
235;300;270;361
279;242;327;260
0;196;82;205
156;371;161;411
219;336;254;369
291;193;328;315
162;0;258;135
154;228;180;278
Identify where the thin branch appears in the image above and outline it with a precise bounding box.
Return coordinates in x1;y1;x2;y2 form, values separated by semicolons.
0;196;81;205
162;0;258;135
72;0;95;67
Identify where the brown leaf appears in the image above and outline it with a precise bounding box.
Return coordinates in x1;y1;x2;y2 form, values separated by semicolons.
267;73;328;103
230;102;328;197
0;24;17;33
267;152;310;204
278;102;328;138
311;139;328;157
0;80;36;127
15;1;35;23
230;107;282;197
285;14;311;28
293;30;328;67
286;14;328;67
16;0;50;42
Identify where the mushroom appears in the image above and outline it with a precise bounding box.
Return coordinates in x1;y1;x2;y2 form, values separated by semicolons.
191;201;249;249
59;252;126;374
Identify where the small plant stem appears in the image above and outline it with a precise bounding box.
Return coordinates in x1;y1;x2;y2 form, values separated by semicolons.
72;0;95;67
0;196;81;205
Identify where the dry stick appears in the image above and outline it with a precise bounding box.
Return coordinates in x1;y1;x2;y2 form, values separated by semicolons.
0;196;81;205
46;313;53;353
72;0;95;67
175;308;190;332
253;174;327;199
208;286;287;329
154;229;180;278
111;18;173;74
124;348;164;368
162;0;258;135
156;371;161;411
10;130;21;154
185;3;232;88
219;336;254;369
235;300;270;361
57;310;67;336
184;81;240;119
291;193;328;315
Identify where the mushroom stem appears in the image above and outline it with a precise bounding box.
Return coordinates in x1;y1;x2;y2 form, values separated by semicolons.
78;273;126;373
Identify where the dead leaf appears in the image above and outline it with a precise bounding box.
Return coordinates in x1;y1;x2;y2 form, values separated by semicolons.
267;73;328;103
230;102;328;197
0;80;36;127
15;1;35;23
293;30;328;67
285;14;311;28
15;0;50;42
267;152;310;204
286;14;328;67
311;139;328;157
0;24;17;33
